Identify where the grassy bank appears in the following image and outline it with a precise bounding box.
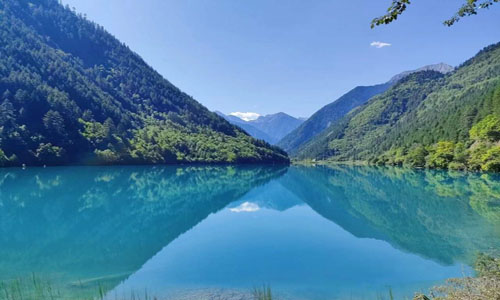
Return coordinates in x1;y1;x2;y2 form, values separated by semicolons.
1;254;498;300
414;253;500;300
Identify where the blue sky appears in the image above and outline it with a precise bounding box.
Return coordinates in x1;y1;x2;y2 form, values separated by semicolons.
61;0;500;117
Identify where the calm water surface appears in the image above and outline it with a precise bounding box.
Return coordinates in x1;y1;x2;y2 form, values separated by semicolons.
0;165;499;299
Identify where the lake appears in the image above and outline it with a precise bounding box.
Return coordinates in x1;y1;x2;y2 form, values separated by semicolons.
0;165;499;300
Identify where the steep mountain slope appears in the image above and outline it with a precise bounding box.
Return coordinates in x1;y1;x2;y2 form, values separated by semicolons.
278;63;453;154
216;111;303;144
0;0;288;166
278;83;391;154
296;42;500;171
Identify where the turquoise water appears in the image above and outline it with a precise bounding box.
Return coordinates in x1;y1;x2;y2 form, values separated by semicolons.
0;165;499;299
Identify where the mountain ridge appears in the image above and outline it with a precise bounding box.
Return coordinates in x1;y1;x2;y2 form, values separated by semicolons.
388;63;455;84
278;63;454;154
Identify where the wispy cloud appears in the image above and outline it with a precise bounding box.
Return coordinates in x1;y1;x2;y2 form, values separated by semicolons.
229;202;260;213
370;41;391;48
229;112;261;121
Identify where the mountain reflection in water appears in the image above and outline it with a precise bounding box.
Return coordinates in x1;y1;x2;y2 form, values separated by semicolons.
0;165;498;299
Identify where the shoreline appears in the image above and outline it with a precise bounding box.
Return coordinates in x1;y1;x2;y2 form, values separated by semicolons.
291;159;500;174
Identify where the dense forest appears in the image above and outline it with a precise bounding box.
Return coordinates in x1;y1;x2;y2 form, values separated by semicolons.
0;0;289;166
296;42;500;172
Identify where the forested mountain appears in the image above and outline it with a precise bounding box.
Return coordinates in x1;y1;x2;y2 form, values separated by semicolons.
0;0;288;166
296;42;500;172
278;63;454;154
216;111;303;144
278;83;391;154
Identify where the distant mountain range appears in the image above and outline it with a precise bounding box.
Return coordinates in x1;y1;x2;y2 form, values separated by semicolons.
278;63;455;154
216;111;304;144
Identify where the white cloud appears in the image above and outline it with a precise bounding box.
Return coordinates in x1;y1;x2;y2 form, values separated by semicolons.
370;41;392;48
229;112;261;121
229;202;260;213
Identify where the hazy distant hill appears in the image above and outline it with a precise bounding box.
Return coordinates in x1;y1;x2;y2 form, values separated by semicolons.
296;43;500;172
217;112;303;144
250;112;304;143
278;63;454;154
215;111;274;143
0;0;288;166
